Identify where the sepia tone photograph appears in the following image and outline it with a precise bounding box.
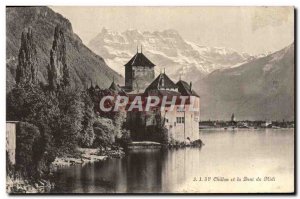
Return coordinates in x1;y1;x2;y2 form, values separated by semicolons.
5;6;295;194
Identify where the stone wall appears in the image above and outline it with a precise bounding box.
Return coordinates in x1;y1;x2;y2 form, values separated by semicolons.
131;66;155;92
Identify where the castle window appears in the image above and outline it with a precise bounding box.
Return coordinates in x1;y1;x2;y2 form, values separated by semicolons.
176;117;185;124
161;78;165;87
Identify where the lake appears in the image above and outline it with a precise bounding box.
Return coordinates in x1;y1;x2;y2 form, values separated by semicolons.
52;128;294;193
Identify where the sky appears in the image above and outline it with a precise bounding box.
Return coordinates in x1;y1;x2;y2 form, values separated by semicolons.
50;6;294;55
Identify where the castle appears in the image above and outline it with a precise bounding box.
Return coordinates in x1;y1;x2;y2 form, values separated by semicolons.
124;47;201;143
91;48;200;143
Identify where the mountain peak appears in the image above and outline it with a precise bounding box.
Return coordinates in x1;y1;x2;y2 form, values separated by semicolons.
88;28;254;82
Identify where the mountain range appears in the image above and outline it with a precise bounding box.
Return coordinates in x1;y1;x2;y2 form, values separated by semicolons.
195;42;294;120
88;28;257;83
88;27;294;120
6;6;123;92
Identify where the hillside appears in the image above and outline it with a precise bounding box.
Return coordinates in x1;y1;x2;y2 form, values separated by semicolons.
6;6;123;92
195;43;294;121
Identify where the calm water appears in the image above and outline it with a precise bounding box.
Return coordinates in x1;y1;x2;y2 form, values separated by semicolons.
52;129;294;193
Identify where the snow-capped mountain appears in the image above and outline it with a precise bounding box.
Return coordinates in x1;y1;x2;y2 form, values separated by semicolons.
88;28;254;82
87;27;294;121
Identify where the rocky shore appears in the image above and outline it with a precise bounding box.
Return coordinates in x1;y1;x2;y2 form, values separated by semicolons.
166;139;205;148
51;147;125;167
7;147;125;194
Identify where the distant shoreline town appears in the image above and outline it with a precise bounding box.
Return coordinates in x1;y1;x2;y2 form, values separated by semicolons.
199;119;294;129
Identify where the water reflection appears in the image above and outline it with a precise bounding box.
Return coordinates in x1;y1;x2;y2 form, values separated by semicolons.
52;129;294;193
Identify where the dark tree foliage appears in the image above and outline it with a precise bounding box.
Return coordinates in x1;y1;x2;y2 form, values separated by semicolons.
116;129;132;148
7;85;59;174
52;88;84;155
15;122;41;178
16;28;38;86
79;91;95;147
7;84;59;125
48;25;70;91
91;89;117;118
88;88;127;146
7;25;127;180
93;117;116;149
6;84;93;175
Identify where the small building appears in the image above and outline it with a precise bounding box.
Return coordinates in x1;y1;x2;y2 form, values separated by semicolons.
261;121;272;128
6;121;18;165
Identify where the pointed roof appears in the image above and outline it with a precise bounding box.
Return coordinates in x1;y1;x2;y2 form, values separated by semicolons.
124;52;155;67
109;81;128;96
109;81;121;92
176;80;199;97
145;73;178;93
95;84;100;90
88;84;95;92
88;80;94;89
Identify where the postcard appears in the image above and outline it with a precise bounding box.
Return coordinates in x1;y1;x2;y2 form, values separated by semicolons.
6;6;295;194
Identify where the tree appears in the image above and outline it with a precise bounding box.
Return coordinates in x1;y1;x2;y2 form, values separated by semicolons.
112;111;126;140
15;122;41;178
52;88;84;155
48;25;70;90
93;117;116;149
79;91;95;147
16;28;38;86
7;85;60;174
116;129;132;148
89;88;127;144
6;84;86;164
7;25;95;180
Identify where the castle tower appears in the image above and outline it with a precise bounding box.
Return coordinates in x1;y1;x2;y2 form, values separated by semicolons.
124;47;155;92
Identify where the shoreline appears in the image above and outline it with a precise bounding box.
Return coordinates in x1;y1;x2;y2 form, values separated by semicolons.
7;147;125;194
51;147;125;167
6;176;54;194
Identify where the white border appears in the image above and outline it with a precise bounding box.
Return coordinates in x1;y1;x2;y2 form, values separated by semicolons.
0;0;298;198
